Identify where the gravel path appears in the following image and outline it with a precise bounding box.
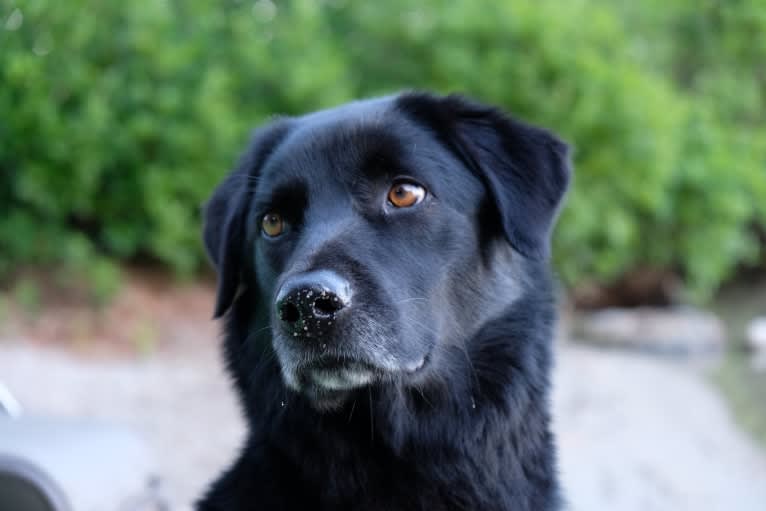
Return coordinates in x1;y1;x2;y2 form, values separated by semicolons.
555;344;766;510
1;339;765;510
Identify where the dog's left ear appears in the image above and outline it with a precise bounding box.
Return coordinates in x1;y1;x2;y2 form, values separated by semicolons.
203;119;292;318
398;93;572;259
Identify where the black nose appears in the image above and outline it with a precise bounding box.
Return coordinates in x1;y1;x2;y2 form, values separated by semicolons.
276;270;351;338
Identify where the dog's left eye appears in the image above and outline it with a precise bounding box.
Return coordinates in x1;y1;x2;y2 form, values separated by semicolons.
388;181;426;208
262;212;285;237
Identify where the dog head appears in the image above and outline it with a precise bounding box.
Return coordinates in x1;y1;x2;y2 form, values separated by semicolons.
204;92;570;411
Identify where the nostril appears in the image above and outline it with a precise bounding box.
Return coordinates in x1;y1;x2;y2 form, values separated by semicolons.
276;270;352;331
279;301;300;323
313;295;344;317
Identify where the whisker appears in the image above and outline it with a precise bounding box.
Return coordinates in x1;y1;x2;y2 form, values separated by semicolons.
368;388;374;443
400;309;481;397
395;296;428;305
249;324;273;339
416;386;435;410
456;336;481;394
243;325;277;388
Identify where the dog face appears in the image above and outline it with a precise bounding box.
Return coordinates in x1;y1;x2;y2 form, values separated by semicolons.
204;93;570;411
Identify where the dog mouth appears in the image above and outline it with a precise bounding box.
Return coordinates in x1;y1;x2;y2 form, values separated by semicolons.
306;359;379;390
301;356;426;388
295;355;428;409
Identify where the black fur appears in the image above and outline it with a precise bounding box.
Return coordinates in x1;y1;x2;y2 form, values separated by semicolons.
198;92;571;510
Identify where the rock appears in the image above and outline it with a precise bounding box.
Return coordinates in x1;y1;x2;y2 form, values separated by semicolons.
746;317;766;353
575;307;726;356
0;416;164;511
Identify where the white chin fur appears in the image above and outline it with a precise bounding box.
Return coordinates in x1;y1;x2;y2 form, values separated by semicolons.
310;368;374;390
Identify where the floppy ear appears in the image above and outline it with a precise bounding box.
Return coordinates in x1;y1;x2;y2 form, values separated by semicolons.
203;119;292;318
397;93;571;259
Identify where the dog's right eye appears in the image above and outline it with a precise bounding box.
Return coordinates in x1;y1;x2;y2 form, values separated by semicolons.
388;181;426;208
262;212;285;237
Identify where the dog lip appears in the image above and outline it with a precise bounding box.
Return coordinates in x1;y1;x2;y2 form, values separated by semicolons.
306;356;380;373
309;367;375;390
403;349;431;374
405;357;426;373
294;349;433;394
299;357;380;390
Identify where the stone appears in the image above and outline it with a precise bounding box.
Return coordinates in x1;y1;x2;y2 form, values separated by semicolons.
575;306;726;356
746;317;766;353
0;416;166;511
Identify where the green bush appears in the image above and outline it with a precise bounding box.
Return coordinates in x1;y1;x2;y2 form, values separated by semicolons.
1;0;764;301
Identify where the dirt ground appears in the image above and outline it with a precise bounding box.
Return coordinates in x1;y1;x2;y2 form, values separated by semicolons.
1;275;765;510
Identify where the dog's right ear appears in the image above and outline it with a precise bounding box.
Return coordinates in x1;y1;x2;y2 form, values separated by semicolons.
203;119;292;318
396;92;571;260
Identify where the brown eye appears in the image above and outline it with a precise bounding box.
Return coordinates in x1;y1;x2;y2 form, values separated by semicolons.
262;212;284;237
388;181;426;208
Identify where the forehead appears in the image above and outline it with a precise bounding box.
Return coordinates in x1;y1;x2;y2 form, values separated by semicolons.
255;98;486;211
260;100;449;186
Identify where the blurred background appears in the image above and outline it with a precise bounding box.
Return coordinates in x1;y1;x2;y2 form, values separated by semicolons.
0;1;765;510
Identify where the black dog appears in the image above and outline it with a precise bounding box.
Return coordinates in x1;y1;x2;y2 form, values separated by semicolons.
198;92;571;510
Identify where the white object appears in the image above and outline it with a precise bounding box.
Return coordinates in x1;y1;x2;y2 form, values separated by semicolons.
0;382;23;418
0;417;164;511
746;317;766;352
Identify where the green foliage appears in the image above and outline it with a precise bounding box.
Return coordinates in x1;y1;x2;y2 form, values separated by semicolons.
12;278;40;315
1;0;764;301
0;294;8;326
